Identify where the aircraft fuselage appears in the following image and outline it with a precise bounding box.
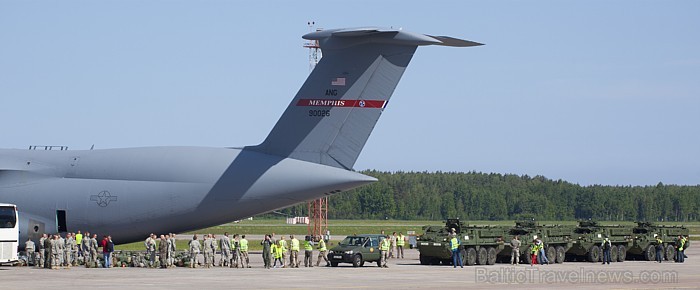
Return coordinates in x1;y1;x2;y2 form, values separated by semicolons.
0;147;375;244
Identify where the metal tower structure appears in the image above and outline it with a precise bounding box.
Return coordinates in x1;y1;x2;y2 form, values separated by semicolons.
303;21;322;72
307;197;328;241
304;21;328;241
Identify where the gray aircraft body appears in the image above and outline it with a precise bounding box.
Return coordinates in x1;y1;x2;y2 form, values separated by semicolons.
0;27;481;245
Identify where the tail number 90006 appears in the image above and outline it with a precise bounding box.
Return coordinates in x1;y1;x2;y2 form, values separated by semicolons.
309;110;330;117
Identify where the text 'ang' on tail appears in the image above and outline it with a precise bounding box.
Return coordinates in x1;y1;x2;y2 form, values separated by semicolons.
251;27;482;170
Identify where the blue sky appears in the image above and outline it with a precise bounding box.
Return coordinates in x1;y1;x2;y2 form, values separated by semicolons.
1;1;698;186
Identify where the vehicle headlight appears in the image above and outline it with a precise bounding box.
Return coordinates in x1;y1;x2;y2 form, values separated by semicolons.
345;250;353;255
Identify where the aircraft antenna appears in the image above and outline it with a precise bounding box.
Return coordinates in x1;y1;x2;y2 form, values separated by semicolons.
303;21;328;242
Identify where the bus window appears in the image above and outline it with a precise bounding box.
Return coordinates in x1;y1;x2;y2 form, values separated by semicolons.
0;206;16;228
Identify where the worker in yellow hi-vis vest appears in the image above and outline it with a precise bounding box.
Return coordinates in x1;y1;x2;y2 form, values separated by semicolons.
316;236;330;267
278;236;288;268
303;236;314;267
380;235;390;268
239;235;250;268
289;235;300;268
396;232;406;259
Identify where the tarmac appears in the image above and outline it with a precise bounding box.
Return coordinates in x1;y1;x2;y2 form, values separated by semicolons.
1;247;697;289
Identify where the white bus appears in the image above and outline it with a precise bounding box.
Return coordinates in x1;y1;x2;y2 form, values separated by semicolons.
0;203;19;265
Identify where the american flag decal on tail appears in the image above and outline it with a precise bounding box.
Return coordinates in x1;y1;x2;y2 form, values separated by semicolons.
331;77;346;86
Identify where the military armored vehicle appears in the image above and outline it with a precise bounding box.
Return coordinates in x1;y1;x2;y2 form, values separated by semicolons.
566;220;633;262
627;221;689;261
417;219;507;266
498;219;574;264
328;234;386;267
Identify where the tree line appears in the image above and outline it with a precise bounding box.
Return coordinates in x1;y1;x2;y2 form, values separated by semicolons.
276;171;700;222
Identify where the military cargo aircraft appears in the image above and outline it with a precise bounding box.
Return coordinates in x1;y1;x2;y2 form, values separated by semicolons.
0;27;481;245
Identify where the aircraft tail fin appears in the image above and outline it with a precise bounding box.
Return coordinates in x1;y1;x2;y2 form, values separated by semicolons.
251;27;482;170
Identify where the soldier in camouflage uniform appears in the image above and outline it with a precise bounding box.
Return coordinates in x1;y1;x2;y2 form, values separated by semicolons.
211;234;218;266
168;233;177;268
202;234;213;268
165;234;173;268
159;235;168;268
145;234;157;268
219;232;231;267
82;232;92;267
231;234;240;268
36;234;46;268
211;234;218;267
51;234;60;269
24;237;35;266
188;234;201;268
70;233;79;266
90;234;99;268
57;233;65;267
64;233;73;267
43;234;52;269
37;234;46;268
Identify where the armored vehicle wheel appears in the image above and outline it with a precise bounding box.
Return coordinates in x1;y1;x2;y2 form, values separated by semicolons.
610;245;618;262
555;246;566;263
352;254;363;267
430;258;440;265
665;244;676;261
546;246;556;264
459;248;467;266
419;255;429;265
486;247;497;265
466;247;477;266
644;245;656;261
477;247;488;265
441;259;452;266
617;245;626;262
587;245;600;262
331;262;338;267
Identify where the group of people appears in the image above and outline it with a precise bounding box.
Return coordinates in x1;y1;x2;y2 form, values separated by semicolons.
381;231;408;260
24;230;114;269
182;233;250;269
144;233;178;268
526;237;550;265
181;233;331;269
375;231;409;268
655;235;690;263
22;229;416;270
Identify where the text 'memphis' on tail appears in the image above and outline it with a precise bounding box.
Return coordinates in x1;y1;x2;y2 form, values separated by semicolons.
251;27;482;170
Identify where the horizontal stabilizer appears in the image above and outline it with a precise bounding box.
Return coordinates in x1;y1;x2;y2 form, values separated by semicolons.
428;35;484;47
303;27;483;48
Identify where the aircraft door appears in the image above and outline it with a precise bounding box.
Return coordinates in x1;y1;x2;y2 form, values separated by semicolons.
56;210;67;233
